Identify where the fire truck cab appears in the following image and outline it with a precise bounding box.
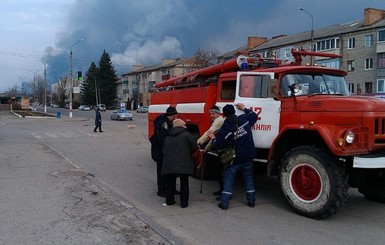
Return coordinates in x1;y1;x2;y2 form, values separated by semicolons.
149;50;385;219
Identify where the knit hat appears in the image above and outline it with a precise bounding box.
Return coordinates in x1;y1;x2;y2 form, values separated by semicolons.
173;118;186;128
222;104;235;117
209;105;221;114
166;106;178;116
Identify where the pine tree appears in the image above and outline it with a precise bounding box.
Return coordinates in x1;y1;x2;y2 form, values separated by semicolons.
97;50;118;107
81;62;98;105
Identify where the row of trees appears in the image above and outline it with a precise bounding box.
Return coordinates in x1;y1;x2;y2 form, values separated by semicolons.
5;74;48;105
5;48;218;109
2;50;118;111
80;50;118;107
47;50;118;108
78;48;218;109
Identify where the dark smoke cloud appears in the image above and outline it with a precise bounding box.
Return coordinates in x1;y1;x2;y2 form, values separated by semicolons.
42;0;384;85
43;0;197;83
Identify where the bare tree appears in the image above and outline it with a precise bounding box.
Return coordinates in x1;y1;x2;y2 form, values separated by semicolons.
6;85;19;97
192;48;220;69
54;77;69;107
34;74;46;105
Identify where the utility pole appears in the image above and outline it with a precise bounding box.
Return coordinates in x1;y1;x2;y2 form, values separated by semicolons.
69;39;83;118
40;60;48;113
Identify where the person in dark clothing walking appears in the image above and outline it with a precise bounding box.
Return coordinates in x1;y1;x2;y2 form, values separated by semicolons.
162;119;198;208
93;108;103;132
208;103;257;210
150;106;178;197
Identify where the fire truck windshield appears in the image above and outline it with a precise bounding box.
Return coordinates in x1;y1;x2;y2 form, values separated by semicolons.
281;74;350;97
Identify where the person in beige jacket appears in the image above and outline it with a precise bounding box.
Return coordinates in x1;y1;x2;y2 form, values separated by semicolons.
197;105;225;196
197;105;225;151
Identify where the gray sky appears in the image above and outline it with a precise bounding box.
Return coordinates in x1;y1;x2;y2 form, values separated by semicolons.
0;0;384;92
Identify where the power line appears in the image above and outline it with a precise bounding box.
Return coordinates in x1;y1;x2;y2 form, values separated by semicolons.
0;49;67;60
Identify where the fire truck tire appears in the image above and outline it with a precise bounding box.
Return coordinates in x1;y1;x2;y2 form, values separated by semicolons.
279;145;349;219
358;170;385;203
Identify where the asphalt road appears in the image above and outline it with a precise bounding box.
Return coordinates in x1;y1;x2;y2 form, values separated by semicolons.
2;108;385;244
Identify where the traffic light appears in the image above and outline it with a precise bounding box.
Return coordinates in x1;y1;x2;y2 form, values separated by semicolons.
77;71;83;80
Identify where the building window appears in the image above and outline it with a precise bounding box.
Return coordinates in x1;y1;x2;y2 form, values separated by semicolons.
378;53;385;69
161;69;170;75
348;83;355;94
364;35;373;47
378;29;385;42
316;59;340;69
348;38;355;49
365;58;373;70
348;60;355;71
365;82;373;93
285;49;291;58
316;38;339;51
377;79;385;92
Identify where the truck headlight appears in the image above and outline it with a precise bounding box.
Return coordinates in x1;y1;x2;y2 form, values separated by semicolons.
345;131;355;144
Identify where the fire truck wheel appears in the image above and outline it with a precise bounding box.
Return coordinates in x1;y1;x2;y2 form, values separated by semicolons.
358;169;385;203
279;145;349;219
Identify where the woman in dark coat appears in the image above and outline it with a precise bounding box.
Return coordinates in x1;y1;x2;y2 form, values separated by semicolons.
162;119;197;208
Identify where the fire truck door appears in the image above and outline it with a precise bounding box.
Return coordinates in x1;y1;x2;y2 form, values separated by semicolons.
234;72;280;149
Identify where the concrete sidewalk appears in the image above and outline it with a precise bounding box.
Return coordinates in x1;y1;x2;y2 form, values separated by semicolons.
0;112;169;244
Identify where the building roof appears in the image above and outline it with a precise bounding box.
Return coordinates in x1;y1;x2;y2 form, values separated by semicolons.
122;58;194;76
251;18;385;51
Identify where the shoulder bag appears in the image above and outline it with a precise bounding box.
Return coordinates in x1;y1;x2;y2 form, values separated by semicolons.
219;121;238;168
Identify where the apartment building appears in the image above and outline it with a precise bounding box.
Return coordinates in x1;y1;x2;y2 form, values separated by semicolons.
246;7;385;95
119;58;195;109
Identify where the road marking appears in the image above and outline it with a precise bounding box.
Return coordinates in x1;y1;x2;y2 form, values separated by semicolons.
31;130;110;139
31;132;42;139
44;132;59;138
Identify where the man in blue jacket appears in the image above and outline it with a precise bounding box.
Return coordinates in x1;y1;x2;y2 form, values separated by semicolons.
207;103;257;210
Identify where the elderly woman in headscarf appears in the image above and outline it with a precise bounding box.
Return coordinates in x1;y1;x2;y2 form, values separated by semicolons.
162;119;198;208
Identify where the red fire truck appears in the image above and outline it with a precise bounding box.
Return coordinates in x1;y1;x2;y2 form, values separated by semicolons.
148;50;385;219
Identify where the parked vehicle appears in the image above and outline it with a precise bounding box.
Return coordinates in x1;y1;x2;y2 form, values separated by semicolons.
28;104;36;111
97;104;106;111
78;105;91;111
149;49;385;219
110;109;133;121
137;106;149;113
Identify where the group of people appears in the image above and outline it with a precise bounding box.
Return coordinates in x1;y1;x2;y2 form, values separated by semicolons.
150;103;258;210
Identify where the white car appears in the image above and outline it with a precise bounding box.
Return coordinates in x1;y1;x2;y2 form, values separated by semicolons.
137;106;149;113
78;105;91;111
110;109;133;121
97;104;106;111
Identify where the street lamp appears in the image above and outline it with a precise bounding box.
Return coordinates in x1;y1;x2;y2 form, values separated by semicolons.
69;38;84;118
300;7;314;64
40;60;48;113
